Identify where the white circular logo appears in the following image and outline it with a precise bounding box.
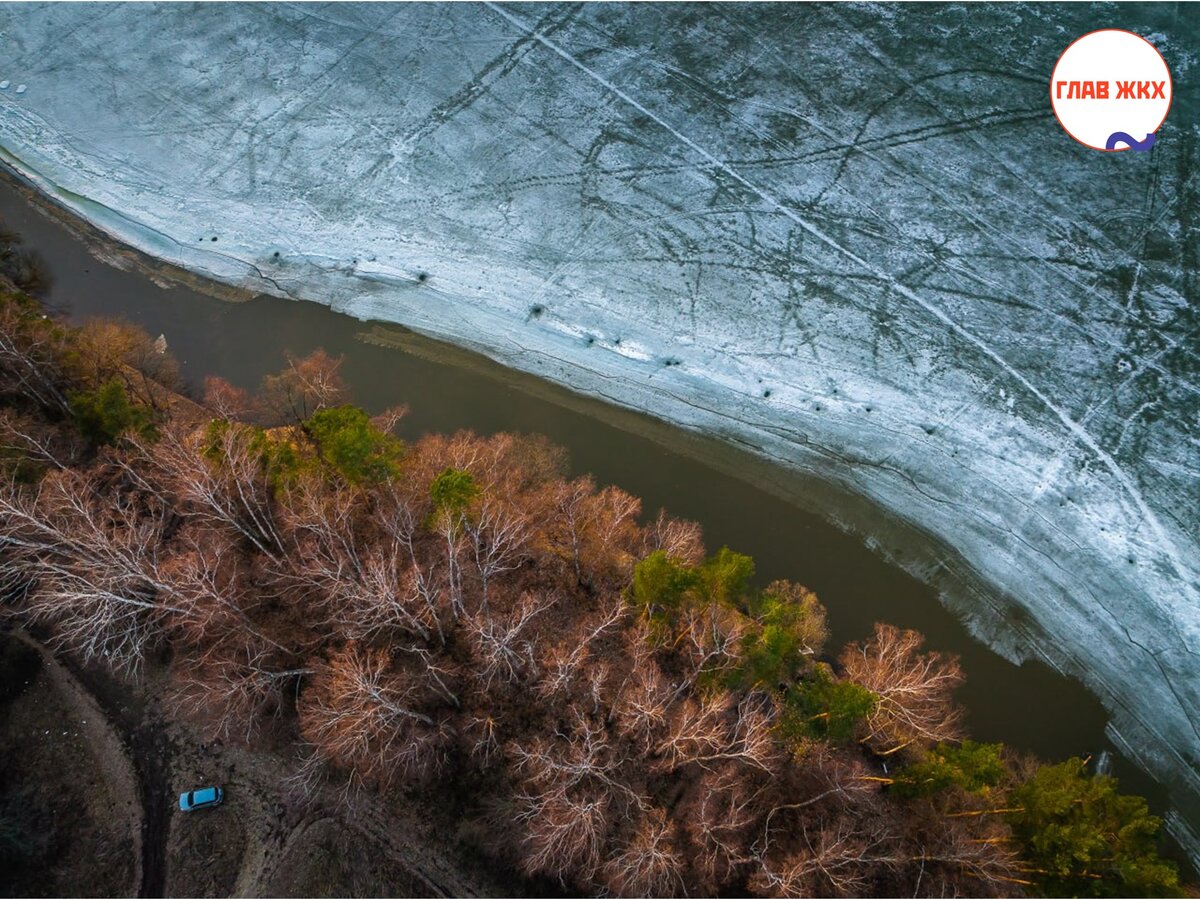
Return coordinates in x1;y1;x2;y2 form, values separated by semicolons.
1050;29;1172;152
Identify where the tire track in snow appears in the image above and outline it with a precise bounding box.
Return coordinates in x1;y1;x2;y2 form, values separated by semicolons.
484;0;1196;601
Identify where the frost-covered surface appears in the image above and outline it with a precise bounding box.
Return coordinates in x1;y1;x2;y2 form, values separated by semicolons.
0;1;1198;845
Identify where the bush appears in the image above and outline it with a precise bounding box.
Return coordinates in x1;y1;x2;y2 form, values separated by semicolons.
891;740;1006;798
69;378;156;445
307;405;403;485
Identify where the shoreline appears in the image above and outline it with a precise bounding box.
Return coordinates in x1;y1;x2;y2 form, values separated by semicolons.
1;155;1196;864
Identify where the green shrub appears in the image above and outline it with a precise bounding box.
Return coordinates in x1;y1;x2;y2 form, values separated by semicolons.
891;740;1006;798
307;405;403;485
69;378;155;445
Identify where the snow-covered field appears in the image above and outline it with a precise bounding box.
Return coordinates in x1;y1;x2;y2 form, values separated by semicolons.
0;1;1197;848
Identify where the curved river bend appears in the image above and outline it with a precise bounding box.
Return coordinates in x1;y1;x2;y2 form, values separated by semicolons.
0;172;1189;865
0;1;1196;857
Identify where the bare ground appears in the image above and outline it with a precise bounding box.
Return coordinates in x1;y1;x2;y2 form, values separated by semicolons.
0;628;522;898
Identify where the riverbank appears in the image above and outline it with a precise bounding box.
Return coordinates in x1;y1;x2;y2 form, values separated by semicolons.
2;161;1194;879
1;4;1196;861
0;271;1185;896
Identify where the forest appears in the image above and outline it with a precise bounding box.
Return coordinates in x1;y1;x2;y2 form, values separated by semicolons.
0;233;1185;898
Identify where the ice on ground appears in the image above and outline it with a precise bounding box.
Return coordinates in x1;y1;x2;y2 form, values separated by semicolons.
0;0;1197;850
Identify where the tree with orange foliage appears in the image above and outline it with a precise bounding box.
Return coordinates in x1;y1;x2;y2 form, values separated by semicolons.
545;477;642;588
73;318;181;412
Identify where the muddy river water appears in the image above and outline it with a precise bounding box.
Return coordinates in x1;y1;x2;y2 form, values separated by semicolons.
0;174;1180;842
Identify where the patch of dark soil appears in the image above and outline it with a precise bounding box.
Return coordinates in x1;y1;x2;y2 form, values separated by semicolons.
266;817;424;898
0;635;41;707
164;800;244;898
131;717;173;898
0;636;134;897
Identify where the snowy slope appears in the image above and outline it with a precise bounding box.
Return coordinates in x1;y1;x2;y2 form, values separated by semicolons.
0;1;1197;849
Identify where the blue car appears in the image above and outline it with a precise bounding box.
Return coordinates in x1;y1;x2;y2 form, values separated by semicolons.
179;786;224;812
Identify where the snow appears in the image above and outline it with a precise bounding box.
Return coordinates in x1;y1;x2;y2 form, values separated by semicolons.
0;1;1197;851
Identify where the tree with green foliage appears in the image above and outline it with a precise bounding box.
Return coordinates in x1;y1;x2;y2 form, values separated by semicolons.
735;580;828;691
429;466;480;516
778;663;878;743
306;405;404;485
695;546;755;609
1007;757;1180;897
630;549;699;623
630;545;756;624
68;377;156;445
891;740;1006;798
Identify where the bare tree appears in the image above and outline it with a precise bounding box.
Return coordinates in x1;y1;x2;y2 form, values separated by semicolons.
202;375;254;420
278;478;437;642
840;624;965;756
171;636;311;741
0;468;283;676
536;594;627;700
642;509;704;565
682;767;763;891
0;295;72;414
259;349;346;425
544;479;644;588
509;712;642;810
546;476;593;584
602;807;685;897
673;600;748;689
751;814;894;898
654;693;778;775
0;408;77;469
298;643;450;786
464;713;503;769
128;423;284;559
613;642;675;752
461;492;532;610
903;811;1024;897
0;470;176;675
513;782;611;884
464;590;553;689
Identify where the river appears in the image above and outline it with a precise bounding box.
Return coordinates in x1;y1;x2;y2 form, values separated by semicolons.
3;170;1185;842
